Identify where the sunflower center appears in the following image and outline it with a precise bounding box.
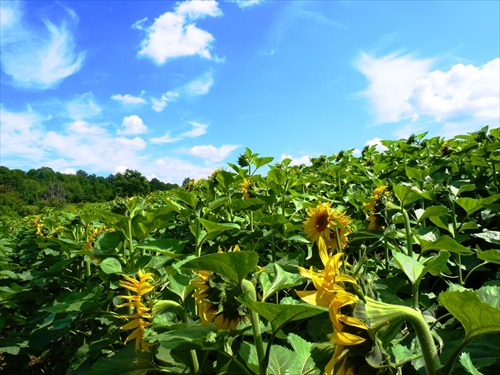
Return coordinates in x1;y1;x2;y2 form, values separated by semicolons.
316;213;329;232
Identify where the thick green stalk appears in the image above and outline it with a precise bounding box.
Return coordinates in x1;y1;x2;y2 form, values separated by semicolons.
365;297;441;375
241;279;266;375
402;208;413;257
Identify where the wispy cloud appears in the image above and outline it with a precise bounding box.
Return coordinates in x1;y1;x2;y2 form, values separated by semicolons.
0;2;85;89
149;131;182;144
151;71;214;112
184;144;241;163
180;121;208;138
111;93;146;105
67;93;101;120
231;0;265;9
117;115;148;135
134;0;222;65
356;53;499;131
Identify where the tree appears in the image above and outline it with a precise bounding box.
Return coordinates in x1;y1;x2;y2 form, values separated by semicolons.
113;169;150;197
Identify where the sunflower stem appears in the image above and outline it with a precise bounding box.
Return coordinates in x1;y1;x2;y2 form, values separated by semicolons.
241;279;266;375
402;208;413;257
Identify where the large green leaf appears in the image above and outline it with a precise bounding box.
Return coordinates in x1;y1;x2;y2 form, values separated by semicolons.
99;257;123;274
152;324;225;351
476;249;500;264
238;294;326;333
198;218;240;234
439;286;500;342
416;205;449;223
181;251;258;284
287;333;319;375
135;239;185;256
455;194;500;216
422;235;474;255
393;251;449;286
260;264;305;302
87;343;153;375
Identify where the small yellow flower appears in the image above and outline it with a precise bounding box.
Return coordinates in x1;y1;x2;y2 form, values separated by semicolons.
241;178;252;199
365;186;390;231
303;202;352;263
117;269;155;352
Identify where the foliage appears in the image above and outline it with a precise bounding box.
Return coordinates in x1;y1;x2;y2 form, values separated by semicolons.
1;126;499;375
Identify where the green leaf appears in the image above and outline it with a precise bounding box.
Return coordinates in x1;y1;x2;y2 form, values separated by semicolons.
260;264;305;302
287;333;318;375
87;343;153;375
135;239;185;256
231;198;265;211
459;352;484;375
238;294;326;333
439;287;500;342
152;324;225;351
405;166;425;182
472;230;500;245
181;251;258;284
393;251;449;286
173;189;199;209
456;194;500;216
267;168;286;186
198;218;240;234
99;257;123;274
477;249;500;264
416;205;449;223
254;156;274;170
393;183;421;207
422;235;474;255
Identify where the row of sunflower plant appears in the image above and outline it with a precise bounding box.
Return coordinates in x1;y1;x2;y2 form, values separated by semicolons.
0;126;499;374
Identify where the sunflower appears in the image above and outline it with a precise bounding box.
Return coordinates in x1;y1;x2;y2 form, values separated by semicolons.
192;246;249;331
117;269;155;352
297;252;367;375
365;185;390;231
241;178;252;199
303;202;352;263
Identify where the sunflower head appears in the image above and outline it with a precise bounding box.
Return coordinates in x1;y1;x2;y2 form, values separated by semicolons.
192;246;248;331
303;202;352;263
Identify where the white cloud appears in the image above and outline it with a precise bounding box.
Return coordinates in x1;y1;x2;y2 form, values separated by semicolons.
118;115;147;135
151;91;179;112
180;121;208;138
356;52;433;123
185;144;240;162
365;137;388;152
0;106;45;161
0;4;85;90
176;0;222;19
231;0;265;9
68;120;107;135
410;58;499;122
111;93;146;105
135;0;222;64
153;157;214;184
184;71;214;95
116;136;147;150
280;153;311;166
67;93;101;120
149;131;182;144
356;54;499;129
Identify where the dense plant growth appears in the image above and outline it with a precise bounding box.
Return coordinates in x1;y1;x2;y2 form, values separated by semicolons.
1;126;499;375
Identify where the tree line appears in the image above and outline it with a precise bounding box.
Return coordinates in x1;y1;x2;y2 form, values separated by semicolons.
0;166;178;218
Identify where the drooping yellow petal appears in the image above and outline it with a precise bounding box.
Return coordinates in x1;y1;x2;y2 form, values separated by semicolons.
331;330;366;346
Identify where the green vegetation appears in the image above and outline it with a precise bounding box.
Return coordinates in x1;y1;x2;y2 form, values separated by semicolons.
0;126;499;375
0;167;178;218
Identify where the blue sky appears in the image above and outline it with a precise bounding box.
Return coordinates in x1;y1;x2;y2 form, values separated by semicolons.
1;0;499;184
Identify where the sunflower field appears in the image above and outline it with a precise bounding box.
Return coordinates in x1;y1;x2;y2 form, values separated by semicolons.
1;126;499;375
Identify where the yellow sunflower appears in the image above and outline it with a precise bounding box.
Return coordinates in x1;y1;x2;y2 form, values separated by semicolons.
117;269;155;352
241;178;252;199
297;252;367;375
303;202;352;263
365;185;390;231
192;246;249;331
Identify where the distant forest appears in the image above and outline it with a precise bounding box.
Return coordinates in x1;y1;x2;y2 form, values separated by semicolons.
0;166;179;218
